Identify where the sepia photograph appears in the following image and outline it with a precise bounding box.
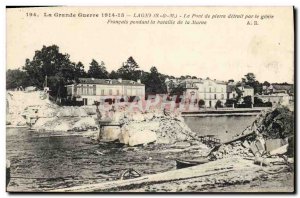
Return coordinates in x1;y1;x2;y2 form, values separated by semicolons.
5;6;295;193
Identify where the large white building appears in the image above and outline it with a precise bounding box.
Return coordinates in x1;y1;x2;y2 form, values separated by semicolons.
184;78;227;108
66;78;145;105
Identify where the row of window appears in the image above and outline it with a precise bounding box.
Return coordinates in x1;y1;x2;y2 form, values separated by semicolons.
189;92;225;100
204;94;225;100
74;85;143;96
201;87;225;93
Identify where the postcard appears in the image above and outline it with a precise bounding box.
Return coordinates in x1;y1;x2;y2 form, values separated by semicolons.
6;6;294;192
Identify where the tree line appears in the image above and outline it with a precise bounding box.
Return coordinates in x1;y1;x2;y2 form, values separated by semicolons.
7;45;288;102
6;45;171;98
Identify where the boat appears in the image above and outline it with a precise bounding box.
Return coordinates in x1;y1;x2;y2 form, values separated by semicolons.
175;158;210;169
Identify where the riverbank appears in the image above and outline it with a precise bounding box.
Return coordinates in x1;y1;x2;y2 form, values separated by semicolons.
181;108;270;117
51;156;293;192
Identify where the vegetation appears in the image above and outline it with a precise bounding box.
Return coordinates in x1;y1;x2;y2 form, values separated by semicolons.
87;59;108;79
6;69;30;89
198;99;205;108
6;45;170;99
142;66;167;94
253;97;272;107
215;100;223;109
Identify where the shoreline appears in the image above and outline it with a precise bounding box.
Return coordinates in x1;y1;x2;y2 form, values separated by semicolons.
182;113;259;117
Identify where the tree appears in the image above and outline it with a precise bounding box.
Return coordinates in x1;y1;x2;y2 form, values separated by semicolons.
243;95;253;108
243;73;262;94
6;69;30;89
109;70;119;79
225;98;237;107
74;61;86;81
169;83;185;96
198;99;205;108
117;56;140;80
215;100;223;109
263;81;271;87
180;76;186;80
143;66;167;94
244;73;256;84
23;45;76;98
87;59;109;79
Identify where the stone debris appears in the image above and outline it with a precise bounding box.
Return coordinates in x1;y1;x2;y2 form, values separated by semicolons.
7;91;200;147
120;129;157;146
211;141;253;160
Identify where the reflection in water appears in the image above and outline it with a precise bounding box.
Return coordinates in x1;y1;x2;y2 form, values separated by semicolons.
184;116;256;142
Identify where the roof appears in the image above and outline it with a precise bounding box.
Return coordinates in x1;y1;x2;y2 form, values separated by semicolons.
75;78;144;86
243;85;253;89
184;79;226;85
271;84;294;92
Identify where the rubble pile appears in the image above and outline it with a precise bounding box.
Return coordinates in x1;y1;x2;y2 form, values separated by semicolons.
211;141;253;160
33;116;98;132
7;91;212;147
211;106;294;160
119;112;198;144
6;91;56;126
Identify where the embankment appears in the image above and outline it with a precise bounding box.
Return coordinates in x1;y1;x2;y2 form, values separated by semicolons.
6;91;202;146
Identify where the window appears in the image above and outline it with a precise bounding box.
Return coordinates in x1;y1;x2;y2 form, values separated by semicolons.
221;94;224;99
209;87;211;93
233;93;236;98
83;86;87;95
116;89;120;96
87;85;89;95
74;85;77;95
101;89;105;95
93;85;96;95
214;94;217;99
109;89;112;95
214;87;216;92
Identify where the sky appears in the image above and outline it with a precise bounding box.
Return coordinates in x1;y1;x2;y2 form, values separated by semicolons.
6;6;294;83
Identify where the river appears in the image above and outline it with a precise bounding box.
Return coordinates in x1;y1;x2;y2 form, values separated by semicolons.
7;115;256;192
184;115;257;142
6;128;189;192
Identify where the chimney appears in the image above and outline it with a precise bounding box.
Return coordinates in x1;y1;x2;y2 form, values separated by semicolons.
137;79;141;84
118;78;122;83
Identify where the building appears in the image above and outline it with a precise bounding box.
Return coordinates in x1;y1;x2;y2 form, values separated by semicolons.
66;78;145;105
262;83;294;102
237;85;254;103
226;84;238;100
256;93;290;106
184;78;227;108
266;84;294;94
226;83;254;103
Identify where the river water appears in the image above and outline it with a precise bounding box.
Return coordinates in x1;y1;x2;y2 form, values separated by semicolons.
184;115;257;142
6;128;190;192
7;115;256;192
